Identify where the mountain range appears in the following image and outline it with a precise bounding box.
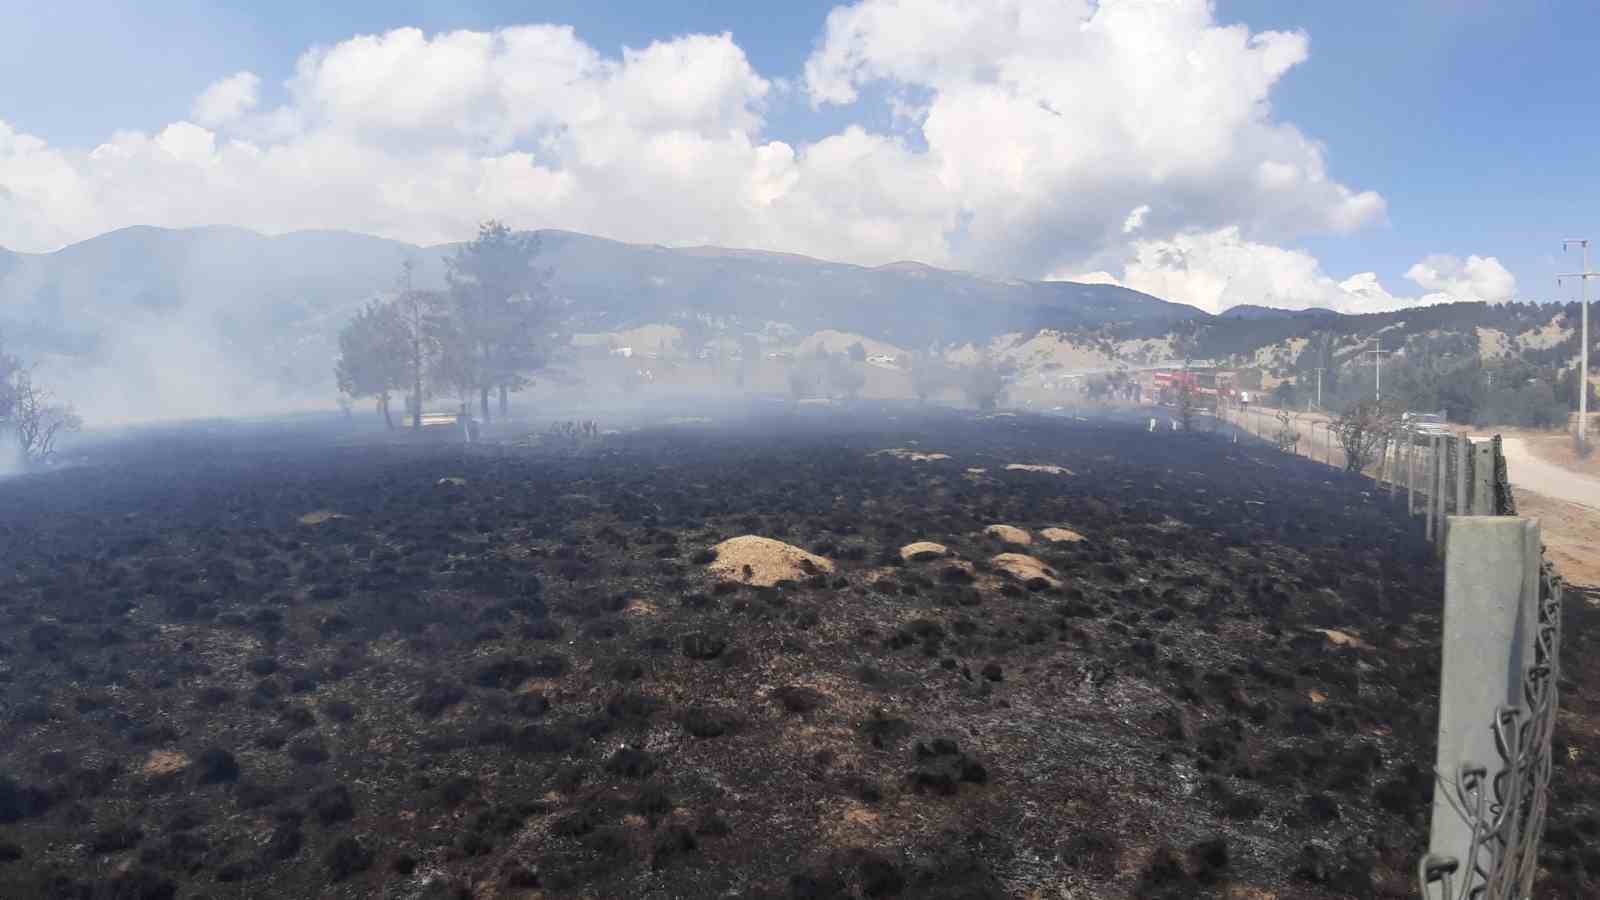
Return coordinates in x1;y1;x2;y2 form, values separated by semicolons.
0;225;1201;362
0;226;1584;421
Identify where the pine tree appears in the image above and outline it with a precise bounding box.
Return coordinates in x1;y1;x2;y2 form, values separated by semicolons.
440;221;555;421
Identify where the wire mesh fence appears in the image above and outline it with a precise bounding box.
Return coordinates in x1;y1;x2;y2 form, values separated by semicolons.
1212;404;1564;898
1420;561;1562;900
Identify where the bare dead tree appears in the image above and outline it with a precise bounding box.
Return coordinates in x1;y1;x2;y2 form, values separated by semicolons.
10;367;81;467
1274;408;1301;454
1334;397;1401;473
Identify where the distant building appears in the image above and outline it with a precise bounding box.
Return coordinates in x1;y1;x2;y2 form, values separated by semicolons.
611;347;634;358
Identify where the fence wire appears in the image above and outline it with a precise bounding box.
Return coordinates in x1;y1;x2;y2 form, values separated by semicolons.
1418;439;1560;900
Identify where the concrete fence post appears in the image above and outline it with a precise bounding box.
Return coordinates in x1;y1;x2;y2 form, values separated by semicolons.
1434;437;1448;553
1427;517;1542;897
1433;435;1446;538
1427;438;1440;534
1492;436;1514;517
1389;431;1399;500
1455;436;1469;515
1407;436;1417;515
1436;441;1444;535
1471;442;1495;516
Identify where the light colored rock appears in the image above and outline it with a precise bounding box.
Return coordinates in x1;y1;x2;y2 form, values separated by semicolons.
1040;527;1086;543
1005;463;1073;475
1314;628;1374;650
298;510;347;525
989;553;1060;588
437;476;467;487
873;448;950;462
142;750;191;777
623;598;660;617
899;542;948;562
708;536;836;587
984;524;1032;545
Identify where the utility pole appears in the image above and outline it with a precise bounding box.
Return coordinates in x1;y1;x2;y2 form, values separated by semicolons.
1365;340;1390;402
1558;239;1595;447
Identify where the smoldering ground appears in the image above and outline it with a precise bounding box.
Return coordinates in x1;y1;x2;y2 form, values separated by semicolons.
4;403;1594;898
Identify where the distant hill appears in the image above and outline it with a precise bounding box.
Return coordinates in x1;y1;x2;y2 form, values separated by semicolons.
522;230;1201;343
1219;304;1338;320
0;225;1199;419
0;225;1585;423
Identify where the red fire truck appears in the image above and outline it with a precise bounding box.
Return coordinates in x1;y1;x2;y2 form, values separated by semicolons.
1149;368;1238;410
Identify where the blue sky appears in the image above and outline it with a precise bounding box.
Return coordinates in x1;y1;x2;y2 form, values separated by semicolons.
2;0;1598;312
1217;1;1600;304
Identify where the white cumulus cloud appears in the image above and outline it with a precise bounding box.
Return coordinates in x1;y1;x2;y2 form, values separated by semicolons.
1122;204;1150;234
1057;227;1516;315
0;1;1436;309
192;72;261;126
1404;254;1517;303
803;0;1385;275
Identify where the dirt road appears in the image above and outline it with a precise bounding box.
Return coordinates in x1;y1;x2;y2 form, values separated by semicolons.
1514;490;1600;588
1495;437;1600;511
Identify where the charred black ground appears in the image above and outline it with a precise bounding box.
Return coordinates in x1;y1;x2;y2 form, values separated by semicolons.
0;407;1596;899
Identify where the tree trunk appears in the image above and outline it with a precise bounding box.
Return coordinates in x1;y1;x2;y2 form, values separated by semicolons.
479;385;490;422
379;394;394;429
499;384;508;416
413;375;422;430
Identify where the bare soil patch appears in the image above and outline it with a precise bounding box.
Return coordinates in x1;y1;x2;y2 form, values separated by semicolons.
1514;489;1600;588
706;535;836;587
1004;463;1072;475
983;524;1031;546
899;542;948;562
1520;432;1600;480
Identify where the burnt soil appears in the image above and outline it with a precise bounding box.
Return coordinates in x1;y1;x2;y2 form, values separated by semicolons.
1;407;1596;899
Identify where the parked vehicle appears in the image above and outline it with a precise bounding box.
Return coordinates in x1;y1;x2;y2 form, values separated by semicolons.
1148;367;1237;411
1402;411;1452;437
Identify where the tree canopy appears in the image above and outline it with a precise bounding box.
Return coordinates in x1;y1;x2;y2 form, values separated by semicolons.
335;299;409;427
440;220;555;419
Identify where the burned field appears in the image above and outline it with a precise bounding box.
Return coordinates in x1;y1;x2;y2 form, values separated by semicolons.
1;409;1597;899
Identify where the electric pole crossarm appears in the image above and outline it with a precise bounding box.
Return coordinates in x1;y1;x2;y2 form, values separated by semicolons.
1365;340;1391;402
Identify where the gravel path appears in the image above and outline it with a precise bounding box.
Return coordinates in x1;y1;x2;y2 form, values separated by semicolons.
1492;437;1600;510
